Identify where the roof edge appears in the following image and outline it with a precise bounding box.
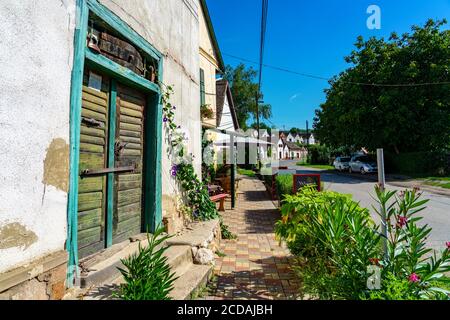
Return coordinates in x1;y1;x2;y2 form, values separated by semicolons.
200;0;225;73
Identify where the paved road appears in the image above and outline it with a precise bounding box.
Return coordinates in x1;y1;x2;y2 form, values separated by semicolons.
280;160;450;251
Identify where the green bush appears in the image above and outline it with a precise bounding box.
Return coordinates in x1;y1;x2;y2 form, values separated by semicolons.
114;227;178;300
275;187;379;299
275;175;293;199
385;151;449;176
276;186;450;300
275;174;324;200
306;145;331;165
372;187;450;300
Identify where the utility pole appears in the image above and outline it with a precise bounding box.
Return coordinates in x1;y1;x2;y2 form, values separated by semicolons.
377;148;388;261
256;91;261;170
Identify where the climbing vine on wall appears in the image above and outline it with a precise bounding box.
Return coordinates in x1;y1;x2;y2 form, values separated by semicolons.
160;84;235;238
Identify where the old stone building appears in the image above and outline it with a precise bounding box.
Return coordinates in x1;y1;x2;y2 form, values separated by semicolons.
0;0;220;299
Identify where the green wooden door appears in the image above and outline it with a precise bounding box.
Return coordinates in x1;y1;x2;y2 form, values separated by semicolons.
112;85;146;244
77;70;146;257
78;71;110;258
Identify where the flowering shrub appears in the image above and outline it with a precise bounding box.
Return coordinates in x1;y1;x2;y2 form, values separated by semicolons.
371;186;450;300
276;186;380;299
160;84;235;238
276;186;450;300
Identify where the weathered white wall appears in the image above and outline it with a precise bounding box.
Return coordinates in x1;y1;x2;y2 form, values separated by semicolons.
0;0;76;272
0;0;203;274
99;0;202;229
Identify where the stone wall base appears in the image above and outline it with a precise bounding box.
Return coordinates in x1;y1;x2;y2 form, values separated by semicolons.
0;250;67;300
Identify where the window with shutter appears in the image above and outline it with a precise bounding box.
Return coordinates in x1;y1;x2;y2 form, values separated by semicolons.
200;68;205;106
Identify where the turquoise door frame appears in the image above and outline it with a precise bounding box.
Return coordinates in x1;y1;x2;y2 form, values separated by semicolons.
67;0;163;286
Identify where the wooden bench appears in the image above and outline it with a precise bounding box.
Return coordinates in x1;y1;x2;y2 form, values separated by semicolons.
210;194;229;212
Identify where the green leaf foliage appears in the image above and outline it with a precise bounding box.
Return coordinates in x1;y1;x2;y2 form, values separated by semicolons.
276;185;450;300
314;19;450;154
114;227;178;300
225;63;272;129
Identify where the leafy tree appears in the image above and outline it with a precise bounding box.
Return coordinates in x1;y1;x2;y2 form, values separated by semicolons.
314;19;450;154
225;63;272;129
250;121;272;133
289;127;307;135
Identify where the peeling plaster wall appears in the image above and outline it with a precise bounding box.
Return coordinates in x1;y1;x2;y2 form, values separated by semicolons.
0;0;76;272
98;0;202;231
0;0;202;274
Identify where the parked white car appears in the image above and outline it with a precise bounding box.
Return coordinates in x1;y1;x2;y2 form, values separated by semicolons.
333;156;351;171
349;155;378;174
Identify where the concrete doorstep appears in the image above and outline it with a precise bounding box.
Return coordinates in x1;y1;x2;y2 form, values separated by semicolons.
64;220;220;300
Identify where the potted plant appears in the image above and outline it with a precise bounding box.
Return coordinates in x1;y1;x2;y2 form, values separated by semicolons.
200;104;214;120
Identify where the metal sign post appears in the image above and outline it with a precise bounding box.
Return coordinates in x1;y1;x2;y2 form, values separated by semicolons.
377;148;388;260
230;133;236;209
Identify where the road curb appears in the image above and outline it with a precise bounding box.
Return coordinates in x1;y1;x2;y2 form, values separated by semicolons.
329;171;450;197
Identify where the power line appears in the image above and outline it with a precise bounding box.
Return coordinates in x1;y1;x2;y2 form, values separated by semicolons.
258;0;269;91
223;53;450;87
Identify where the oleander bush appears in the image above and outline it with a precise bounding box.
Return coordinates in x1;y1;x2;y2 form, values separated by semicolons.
276;186;450;300
114;227;178;300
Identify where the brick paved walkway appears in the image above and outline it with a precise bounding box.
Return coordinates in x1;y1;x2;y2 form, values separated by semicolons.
205;176;299;300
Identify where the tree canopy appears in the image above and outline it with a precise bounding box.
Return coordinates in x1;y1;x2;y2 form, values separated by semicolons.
225;63;272;129
313;19;450;154
289;127;307;135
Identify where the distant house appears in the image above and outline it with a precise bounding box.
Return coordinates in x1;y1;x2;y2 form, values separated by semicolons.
277;138;285;159
293;134;303;144
285;141;307;160
276;134;307;160
286;133;295;142
216;79;239;131
213;79;240;161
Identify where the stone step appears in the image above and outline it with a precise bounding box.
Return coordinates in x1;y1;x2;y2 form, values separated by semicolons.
78;240;194;289
165;245;193;278
170;264;213;300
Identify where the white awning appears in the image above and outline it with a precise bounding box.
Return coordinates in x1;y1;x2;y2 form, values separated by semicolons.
213;135;274;146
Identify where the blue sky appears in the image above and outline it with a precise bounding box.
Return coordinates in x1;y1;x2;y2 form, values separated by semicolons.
206;0;450;130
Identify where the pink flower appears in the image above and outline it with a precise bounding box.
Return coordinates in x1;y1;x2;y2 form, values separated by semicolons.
397;216;408;228
446;242;450;250
408;273;420;283
369;258;380;266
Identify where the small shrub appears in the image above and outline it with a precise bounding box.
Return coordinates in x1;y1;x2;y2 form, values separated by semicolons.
371;187;450;300
275;175;293;198
277;186;450;300
114;227;178;300
275;174;325;201
306;145;331;165
221;221;237;240
276;187;379;299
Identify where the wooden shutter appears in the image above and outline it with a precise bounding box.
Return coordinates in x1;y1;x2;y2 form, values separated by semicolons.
77;73;110;258
200;68;205;105
112;85;145;243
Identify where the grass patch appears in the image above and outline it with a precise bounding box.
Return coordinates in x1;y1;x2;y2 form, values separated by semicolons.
418;176;450;189
215;250;226;258
237;168;256;177
276;174;326;199
296;162;334;170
